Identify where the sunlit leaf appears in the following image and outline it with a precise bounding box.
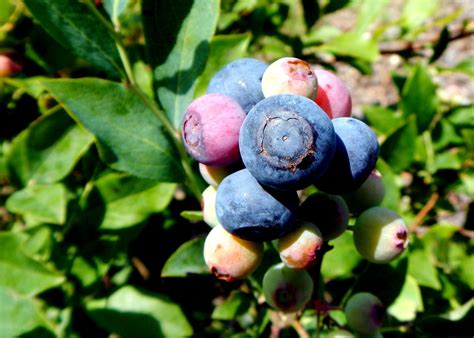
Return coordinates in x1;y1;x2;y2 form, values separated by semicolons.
142;0;219;128
87;286;193;337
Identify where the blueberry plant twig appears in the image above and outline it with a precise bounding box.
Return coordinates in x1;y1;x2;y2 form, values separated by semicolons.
307;242;332;338
84;0;203;201
340;261;371;307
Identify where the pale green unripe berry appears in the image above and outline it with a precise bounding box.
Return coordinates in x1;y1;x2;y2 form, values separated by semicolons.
344;292;384;336
353;207;408;263
202;185;219;228
262;263;313;313
343;170;385;215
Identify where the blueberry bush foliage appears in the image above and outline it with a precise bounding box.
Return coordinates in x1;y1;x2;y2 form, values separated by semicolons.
0;0;473;337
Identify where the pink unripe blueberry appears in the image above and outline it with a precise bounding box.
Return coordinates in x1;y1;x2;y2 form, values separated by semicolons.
0;54;22;77
203;225;263;282
344;292;384;336
182;93;246;167
298;193;349;241
343;170;385;215
202;185;219;228
313;69;352;119
262;263;313;313
276;221;324;270
262;57;318;99
353;207;408;263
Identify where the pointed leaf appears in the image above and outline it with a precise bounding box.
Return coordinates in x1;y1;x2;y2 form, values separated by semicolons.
376;158;401;211
321;32;379;62
0;233;65;296
321;232;361;280
142;0;219;128
87;286;193;337
388;276;423;321
6;109;93;187
0;287;54;337
401;0;439;33
363;105;404;136
92;172;176;230
400;63;437;132
23;0;122;77
40;78;184;182
408;245;441;290
212;291;251;320
380;117;417;172
195;33;251;97
355;0;389;34
6;183;67;225
161;235;209;277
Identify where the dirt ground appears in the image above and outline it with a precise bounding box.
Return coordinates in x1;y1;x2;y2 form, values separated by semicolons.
319;0;474;117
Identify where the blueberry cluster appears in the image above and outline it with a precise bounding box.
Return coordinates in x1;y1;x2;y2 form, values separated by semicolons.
182;57;408;313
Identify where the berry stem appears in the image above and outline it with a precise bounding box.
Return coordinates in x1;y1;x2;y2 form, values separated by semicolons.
340;261;371;307
308;242;332;338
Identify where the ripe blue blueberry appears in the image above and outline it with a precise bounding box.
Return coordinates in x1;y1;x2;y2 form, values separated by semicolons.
314;117;379;194
215;169;299;241
239;94;336;191
207;58;267;113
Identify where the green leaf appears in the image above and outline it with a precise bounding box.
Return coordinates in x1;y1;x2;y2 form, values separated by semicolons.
0;0;15;24
0;232;64;296
321;232;361;280
6;183;67;225
103;0;129;24
451;59;474;78
433;151;462;171
408;244;441;290
86;286;193;337
363;105;404;136
142;0;219;128
161;235;209;277
40;78;184;182
432;119;464;151
180;210;204;222
212;290;251;320
401;0;439;33
92;172;176;230
321;32;379;62
4;77;48;98
6;109;93;187
387;276;423;321
400;63;437;132
457;252;474;289
447;105;474;128
376;158;401;211
0;287;54;337
195;33;251;97
380;117;417;172
23;0;122;77
355;0;389;34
